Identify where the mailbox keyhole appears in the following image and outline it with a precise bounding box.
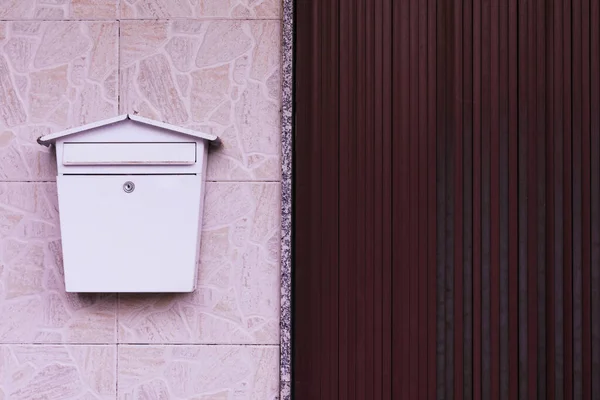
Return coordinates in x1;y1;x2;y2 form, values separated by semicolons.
123;181;135;193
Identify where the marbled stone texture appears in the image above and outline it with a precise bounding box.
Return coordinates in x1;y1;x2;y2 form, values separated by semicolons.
0;21;119;182
0;345;116;399
120;20;281;181
0;181;280;345
0;1;118;21
120;0;281;19
0;0;280;20
118;345;279;399
0;183;117;343
0;4;287;398
119;182;281;344
279;1;293;393
280;0;294;397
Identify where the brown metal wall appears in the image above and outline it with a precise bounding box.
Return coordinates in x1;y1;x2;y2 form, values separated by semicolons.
437;0;600;398
294;0;600;398
295;0;435;397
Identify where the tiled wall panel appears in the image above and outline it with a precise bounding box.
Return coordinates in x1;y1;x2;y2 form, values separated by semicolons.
0;21;119;181
120;0;281;19
0;1;119;20
0;2;282;398
118;182;281;345
119;20;281;181
117;345;278;399
0;345;117;399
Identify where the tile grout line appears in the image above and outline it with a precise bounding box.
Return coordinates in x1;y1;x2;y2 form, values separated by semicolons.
117;17;121;118
0;18;283;22
0;342;281;346
116;6;120;396
116;11;120;393
116;342;119;398
1;180;284;183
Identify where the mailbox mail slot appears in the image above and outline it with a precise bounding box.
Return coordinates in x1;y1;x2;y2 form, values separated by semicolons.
38;114;218;293
62;142;197;166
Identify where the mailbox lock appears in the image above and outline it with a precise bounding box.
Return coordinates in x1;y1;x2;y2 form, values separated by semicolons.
123;181;135;193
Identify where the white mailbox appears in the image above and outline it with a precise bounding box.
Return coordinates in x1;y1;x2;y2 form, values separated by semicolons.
38;114;219;293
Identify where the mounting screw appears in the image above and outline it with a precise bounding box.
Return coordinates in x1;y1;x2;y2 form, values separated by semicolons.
123;181;135;193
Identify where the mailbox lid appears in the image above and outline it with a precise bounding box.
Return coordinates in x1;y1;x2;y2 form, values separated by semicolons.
55;139;208;175
62;142;196;166
57;174;203;292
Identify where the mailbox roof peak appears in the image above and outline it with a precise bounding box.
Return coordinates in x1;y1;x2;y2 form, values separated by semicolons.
37;114;219;146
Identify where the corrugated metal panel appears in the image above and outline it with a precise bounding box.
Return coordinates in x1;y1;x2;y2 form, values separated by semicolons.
295;0;435;398
437;0;599;398
294;0;600;398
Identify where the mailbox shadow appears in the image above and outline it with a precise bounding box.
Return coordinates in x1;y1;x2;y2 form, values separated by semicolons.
109;272;206;310
115;292;189;301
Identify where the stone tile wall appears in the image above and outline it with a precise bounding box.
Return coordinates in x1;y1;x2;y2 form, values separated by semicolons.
0;2;281;398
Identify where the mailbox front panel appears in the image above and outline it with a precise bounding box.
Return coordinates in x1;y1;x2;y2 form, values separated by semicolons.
57;174;202;292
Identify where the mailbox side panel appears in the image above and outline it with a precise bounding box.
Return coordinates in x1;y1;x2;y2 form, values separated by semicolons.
193;141;209;286
57;175;202;292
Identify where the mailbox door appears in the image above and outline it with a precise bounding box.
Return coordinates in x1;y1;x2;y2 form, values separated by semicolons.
57;174;202;292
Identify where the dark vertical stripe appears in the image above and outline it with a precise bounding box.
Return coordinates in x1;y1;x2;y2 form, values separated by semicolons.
527;0;539;398
294;0;315;397
409;0;420;396
489;0;501;396
393;0;411;396
580;0;592;397
490;0;502;399
418;0;429;397
481;0;492;396
427;0;438;396
372;1;384;399
517;0;529;397
563;0;574;397
592;0;600;397
454;0;464;397
402;0;411;395
312;1;323;396
295;0;323;397
337;0;350;397
535;0;547;396
348;0;358;391
488;0;501;400
382;0;394;398
324;1;340;398
498;0;510;397
355;0;367;397
507;0;519;397
317;3;325;393
436;0;448;397
349;1;358;398
364;0;375;397
463;0;474;397
403;0;412;393
444;0;455;390
319;2;327;398
473;0;483;397
447;12;456;400
572;0;584;396
554;0;565;396
546;1;556;399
